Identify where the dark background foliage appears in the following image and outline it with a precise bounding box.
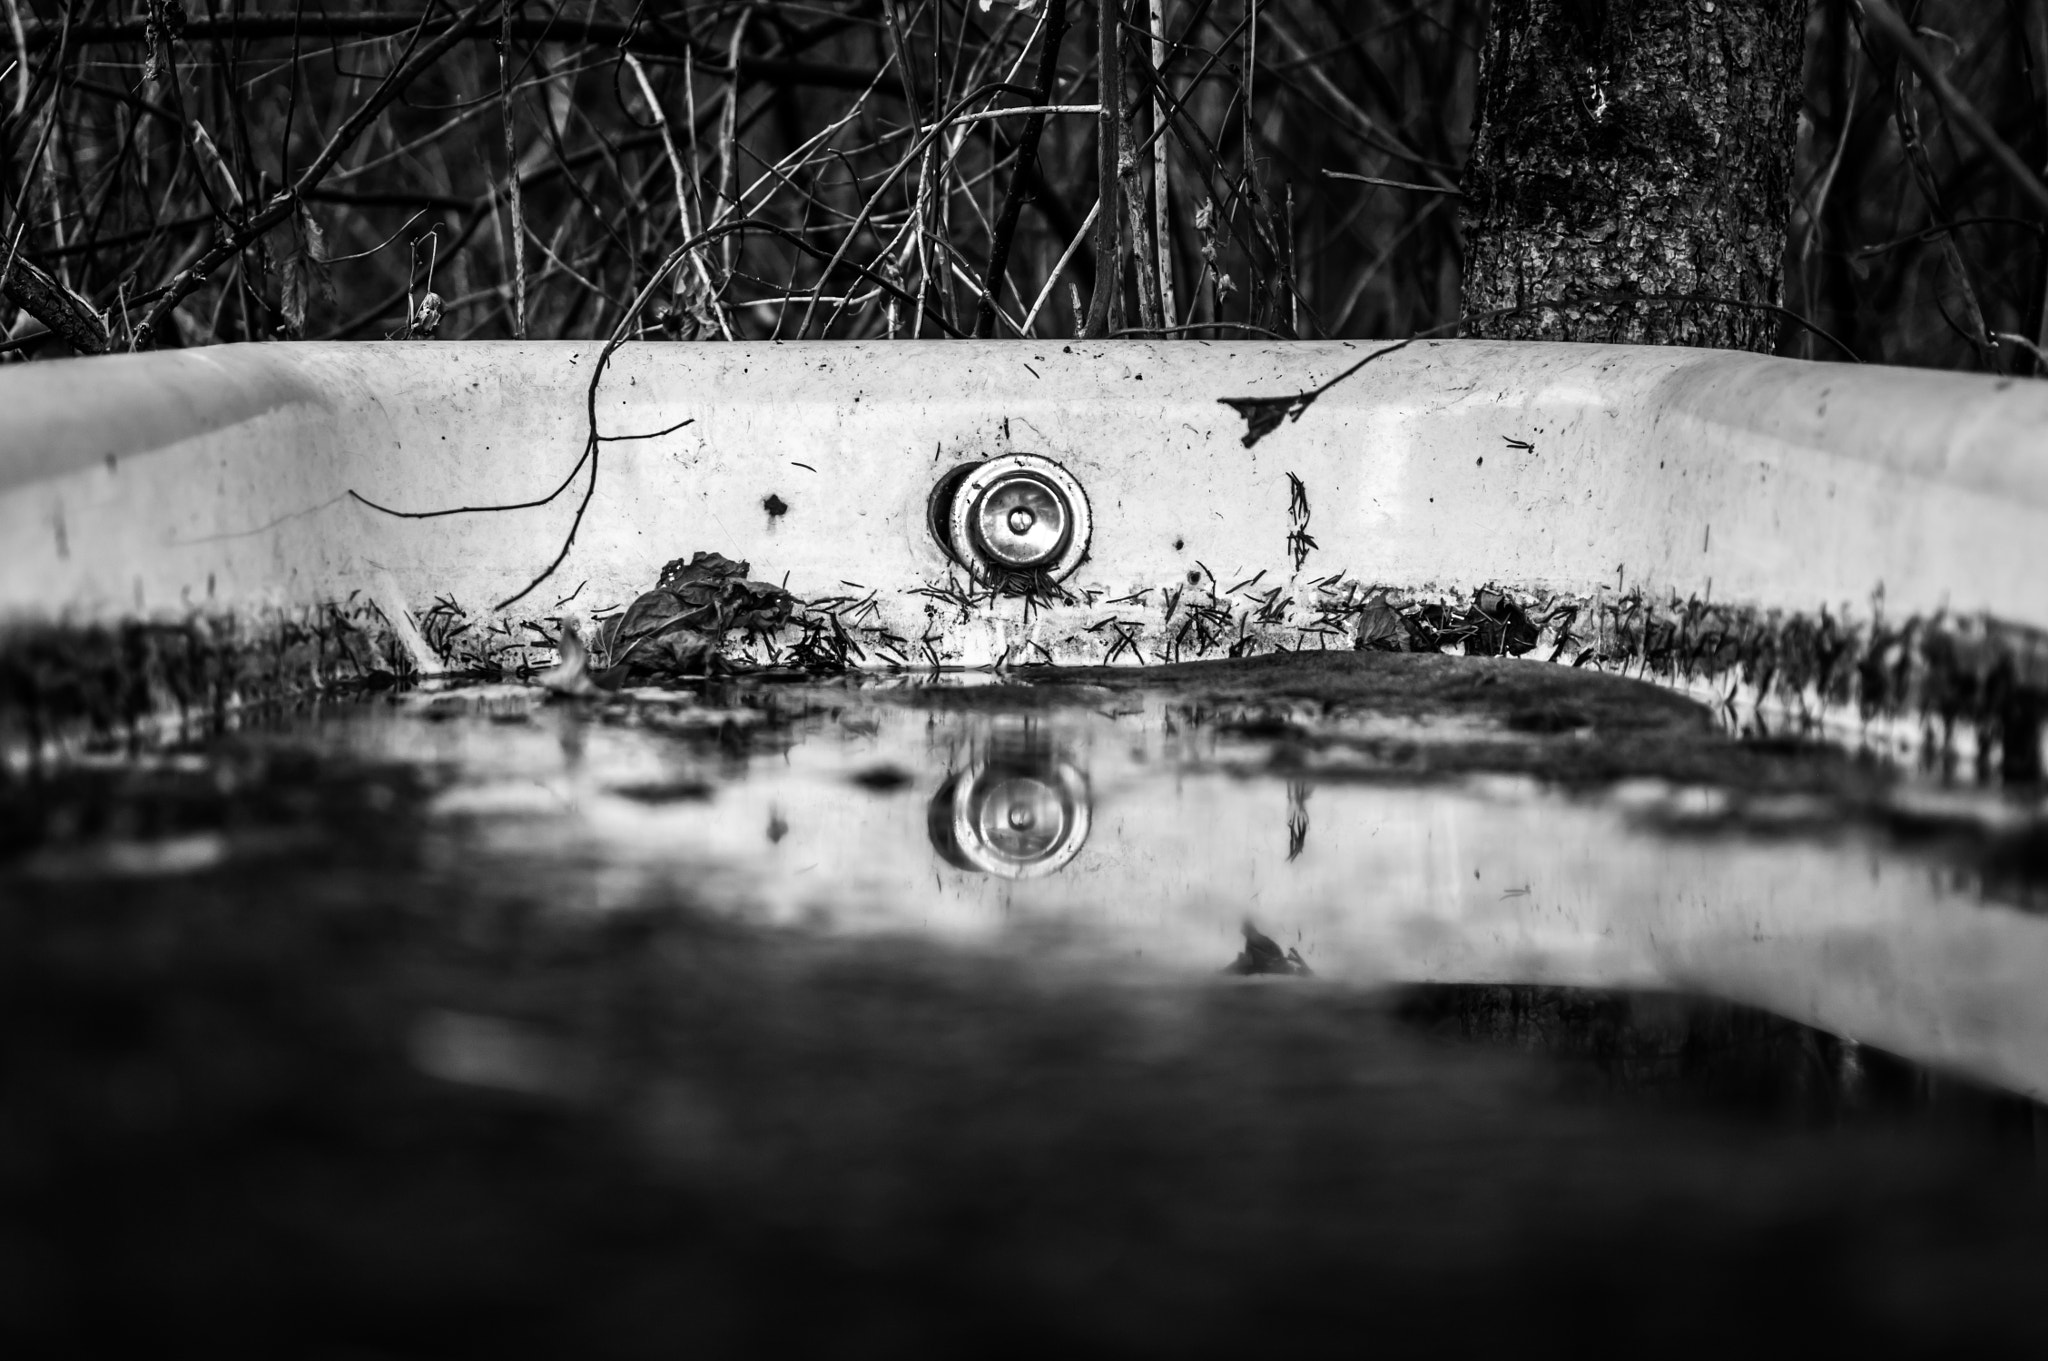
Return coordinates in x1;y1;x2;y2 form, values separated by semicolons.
0;1;2039;368
1790;1;2048;370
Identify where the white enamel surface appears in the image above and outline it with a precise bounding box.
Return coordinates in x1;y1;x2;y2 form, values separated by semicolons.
2;341;2044;660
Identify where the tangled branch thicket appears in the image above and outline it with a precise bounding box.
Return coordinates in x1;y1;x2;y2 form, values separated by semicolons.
1791;1;2048;372
0;1;2042;369
0;0;1477;355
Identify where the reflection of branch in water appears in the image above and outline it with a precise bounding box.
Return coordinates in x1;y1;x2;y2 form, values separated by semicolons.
1286;781;1311;862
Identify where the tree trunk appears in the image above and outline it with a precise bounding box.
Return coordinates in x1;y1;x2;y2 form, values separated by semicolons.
1460;0;1807;350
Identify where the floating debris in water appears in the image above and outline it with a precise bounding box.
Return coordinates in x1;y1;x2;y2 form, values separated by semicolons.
536;625;602;697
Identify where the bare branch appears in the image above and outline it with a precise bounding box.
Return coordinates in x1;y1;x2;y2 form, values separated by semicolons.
0;251;107;353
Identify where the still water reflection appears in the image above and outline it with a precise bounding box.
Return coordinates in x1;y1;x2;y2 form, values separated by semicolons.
927;720;1092;878
307;680;2048;1105
3;669;2047;1352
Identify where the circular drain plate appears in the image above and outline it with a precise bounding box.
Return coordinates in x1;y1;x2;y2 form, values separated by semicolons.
937;453;1091;588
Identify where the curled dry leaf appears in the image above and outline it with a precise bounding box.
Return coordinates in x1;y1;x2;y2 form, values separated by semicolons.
300;205;335;306
410;292;444;339
1220;393;1313;448
278;254;307;338
1354;595;1412;652
589;552;798;683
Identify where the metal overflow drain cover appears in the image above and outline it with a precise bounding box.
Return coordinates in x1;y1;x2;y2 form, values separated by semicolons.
932;453;1091;589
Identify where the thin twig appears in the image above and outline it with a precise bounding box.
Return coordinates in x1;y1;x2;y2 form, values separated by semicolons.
1084;0;1122;337
1318;169;1461;196
500;4;526;339
1021;198;1101;333
133;1;500;349
975;0;1071;337
1856;0;2048;219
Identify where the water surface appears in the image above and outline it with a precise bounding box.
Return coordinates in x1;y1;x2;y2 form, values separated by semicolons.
4;653;2045;1353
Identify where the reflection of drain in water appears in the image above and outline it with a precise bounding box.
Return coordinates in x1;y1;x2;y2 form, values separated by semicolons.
927;732;1091;879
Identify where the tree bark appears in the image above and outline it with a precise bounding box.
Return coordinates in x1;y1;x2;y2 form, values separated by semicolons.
1460;0;1807;350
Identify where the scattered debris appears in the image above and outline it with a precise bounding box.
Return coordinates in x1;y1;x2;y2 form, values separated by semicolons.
1463;588;1541;658
0;598;419;765
9;570;2045;786
1285;472;1317;572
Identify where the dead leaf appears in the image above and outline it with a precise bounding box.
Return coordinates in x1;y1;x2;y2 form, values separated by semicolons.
301;204;336;306
657;551;750;591
612;589;696;658
1355;597;1411;652
278;254;307;338
628;628;719;676
584;554;803;682
1220;393;1313;449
